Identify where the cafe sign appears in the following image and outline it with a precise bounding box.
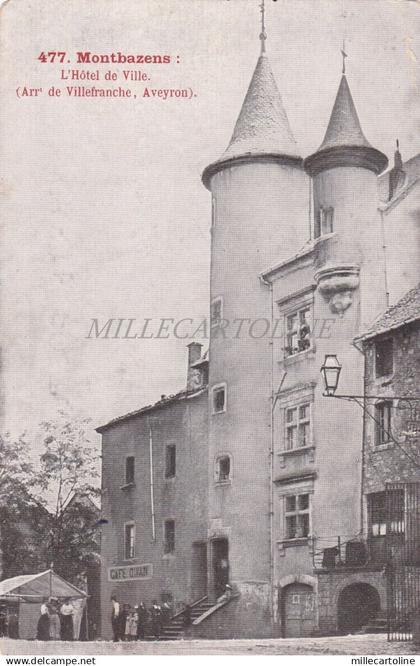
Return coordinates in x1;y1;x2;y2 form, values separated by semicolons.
108;563;153;582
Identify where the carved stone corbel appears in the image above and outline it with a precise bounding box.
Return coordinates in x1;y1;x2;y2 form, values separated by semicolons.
314;264;360;316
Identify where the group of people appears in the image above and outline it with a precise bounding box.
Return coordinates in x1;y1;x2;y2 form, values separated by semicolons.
37;597;75;641
111;596;182;642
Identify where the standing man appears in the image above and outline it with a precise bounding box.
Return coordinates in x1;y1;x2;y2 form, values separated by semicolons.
59;598;74;641
110;595;120;642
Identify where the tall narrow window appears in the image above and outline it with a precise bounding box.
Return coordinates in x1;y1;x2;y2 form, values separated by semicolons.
285;307;312;357
215;455;231;482
315;207;334;238
212;384;226;414
375;401;392;445
211;297;223;328
285;403;311;450
165;445;176;478
285;494;310;539
164;520;175;554
124;523;135;559
375;338;393;378
125;456;135;485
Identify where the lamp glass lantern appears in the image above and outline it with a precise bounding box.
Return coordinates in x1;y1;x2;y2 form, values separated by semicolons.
321;354;342;396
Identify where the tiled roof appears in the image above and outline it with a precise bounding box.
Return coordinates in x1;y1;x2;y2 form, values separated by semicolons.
220;53;299;164
357;283;420;341
96;386;207;433
318;75;371;152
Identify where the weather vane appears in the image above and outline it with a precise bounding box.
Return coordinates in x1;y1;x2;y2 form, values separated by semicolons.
341;39;348;74
259;0;267;54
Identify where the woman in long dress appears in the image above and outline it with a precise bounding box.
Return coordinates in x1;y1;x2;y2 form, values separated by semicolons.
36;598;50;640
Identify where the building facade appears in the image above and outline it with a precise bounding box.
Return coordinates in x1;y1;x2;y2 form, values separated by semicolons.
98;34;420;638
98;344;209;640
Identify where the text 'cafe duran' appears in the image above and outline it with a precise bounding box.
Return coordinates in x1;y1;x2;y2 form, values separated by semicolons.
108;563;153;582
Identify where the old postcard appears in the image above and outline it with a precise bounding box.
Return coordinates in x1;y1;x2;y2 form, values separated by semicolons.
0;0;420;660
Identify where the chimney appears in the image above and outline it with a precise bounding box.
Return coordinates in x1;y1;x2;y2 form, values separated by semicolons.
187;342;203;391
389;139;405;200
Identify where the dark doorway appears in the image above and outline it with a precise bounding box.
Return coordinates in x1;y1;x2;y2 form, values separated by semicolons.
212;538;229;599
338;583;380;633
191;542;208;601
281;583;315;637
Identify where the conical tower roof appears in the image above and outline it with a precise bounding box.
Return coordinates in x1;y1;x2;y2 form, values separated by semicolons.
318;74;371;152
223;53;299;160
202;53;301;189
305;73;388;176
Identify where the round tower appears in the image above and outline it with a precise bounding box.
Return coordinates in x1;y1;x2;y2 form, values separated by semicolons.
202;26;310;635
301;68;390;566
304;69;389;330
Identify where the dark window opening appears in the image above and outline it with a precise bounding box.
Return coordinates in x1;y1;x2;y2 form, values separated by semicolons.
375;401;393;445
216;455;231;482
213;386;226;413
211;298;222;327
165;445;176;478
285;308;312;357
375;338;393;378
368;490;404;537
164;520;175;554
125;456;135;485
314;207;334;238
124;523;135;559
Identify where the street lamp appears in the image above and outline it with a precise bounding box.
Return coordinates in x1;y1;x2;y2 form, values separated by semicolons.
320;354;420;402
320;354;342;396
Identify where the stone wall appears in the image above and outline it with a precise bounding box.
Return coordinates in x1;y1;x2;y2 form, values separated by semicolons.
363;321;420;496
317;570;386;635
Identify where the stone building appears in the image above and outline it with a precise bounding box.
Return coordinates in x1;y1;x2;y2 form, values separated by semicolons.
97;30;420;638
97;344;209;640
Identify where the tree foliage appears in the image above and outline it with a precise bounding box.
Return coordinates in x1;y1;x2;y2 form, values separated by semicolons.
32;411;101;582
0;414;101;584
0;433;47;577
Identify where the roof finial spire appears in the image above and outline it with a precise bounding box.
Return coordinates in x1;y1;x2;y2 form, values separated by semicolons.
259;0;267;54
341;39;348;74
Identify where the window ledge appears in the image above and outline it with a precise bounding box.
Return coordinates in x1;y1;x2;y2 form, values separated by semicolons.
373;442;394;452
278;537;309;548
313;232;336;244
120;482;135;490
282;349;316;366
162;552;176;560
374;374;394;385
215;479;232;486
280;445;315;457
164;475;176;482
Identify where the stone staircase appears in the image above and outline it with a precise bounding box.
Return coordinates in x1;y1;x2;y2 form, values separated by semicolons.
360;615;388;634
161;597;213;640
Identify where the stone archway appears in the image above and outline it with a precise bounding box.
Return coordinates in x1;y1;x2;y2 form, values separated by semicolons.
337;583;380;634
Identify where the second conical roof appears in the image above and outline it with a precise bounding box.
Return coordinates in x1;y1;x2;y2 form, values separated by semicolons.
318;74;371;152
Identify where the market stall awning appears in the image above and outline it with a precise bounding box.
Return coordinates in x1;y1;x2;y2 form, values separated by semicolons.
0;569;88;601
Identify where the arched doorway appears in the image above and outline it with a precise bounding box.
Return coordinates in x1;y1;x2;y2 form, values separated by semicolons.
281;583;316;637
337;583;380;634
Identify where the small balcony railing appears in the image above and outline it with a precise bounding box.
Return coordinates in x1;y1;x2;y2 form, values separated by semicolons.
312;534;394;570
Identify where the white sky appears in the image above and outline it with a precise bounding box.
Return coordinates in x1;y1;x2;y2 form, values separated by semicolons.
1;0;419;449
